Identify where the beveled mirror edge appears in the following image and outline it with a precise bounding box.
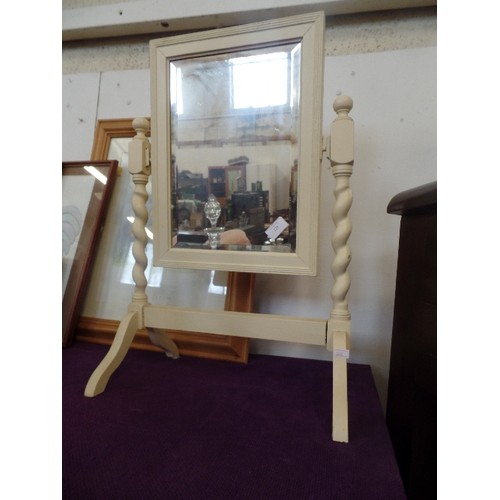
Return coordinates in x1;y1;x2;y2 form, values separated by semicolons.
150;11;325;276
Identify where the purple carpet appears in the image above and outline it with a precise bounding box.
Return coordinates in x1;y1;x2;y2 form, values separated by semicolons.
63;342;406;499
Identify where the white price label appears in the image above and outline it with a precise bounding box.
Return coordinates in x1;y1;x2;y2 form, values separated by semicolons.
334;349;350;359
265;216;289;240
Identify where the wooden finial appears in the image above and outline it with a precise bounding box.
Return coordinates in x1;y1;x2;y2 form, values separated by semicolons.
333;95;353;118
132;117;150;135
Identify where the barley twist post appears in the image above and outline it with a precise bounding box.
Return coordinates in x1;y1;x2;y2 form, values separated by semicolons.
128;118;179;359
84;117;153;397
330;96;353;330
328;95;354;443
128;117;151;326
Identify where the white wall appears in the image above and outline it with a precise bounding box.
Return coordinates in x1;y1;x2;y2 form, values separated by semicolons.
62;10;436;409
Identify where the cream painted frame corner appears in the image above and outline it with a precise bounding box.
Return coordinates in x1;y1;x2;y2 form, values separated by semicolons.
150;11;325;276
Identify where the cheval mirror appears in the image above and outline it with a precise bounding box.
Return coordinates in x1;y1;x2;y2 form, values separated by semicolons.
84;11;356;443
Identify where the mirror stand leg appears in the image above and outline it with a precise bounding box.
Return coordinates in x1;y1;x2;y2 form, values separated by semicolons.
147;328;180;359
84;311;140;397
332;330;349;443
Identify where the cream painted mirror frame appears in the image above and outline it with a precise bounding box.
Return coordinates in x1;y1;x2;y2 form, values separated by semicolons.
150;12;325;275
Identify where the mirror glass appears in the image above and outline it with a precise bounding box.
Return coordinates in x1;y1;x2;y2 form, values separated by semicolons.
151;12;324;275
170;42;301;252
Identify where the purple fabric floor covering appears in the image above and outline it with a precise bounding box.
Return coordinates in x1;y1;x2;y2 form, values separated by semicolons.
63;342;406;500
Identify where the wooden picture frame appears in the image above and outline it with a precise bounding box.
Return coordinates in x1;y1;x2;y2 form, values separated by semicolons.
62;160;119;347
76;119;253;362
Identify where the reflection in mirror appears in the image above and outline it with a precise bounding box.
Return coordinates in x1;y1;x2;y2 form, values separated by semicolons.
169;43;301;252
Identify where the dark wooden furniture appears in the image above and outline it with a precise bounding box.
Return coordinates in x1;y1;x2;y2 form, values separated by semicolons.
386;181;437;499
208;166;226;200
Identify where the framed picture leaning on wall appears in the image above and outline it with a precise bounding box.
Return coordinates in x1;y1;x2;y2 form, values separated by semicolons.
62;160;119;347
77;119;253;363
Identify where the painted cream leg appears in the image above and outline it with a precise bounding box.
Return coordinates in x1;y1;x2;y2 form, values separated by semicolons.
147;328;180;359
332;331;349;442
84;117;179;397
84;311;139;397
